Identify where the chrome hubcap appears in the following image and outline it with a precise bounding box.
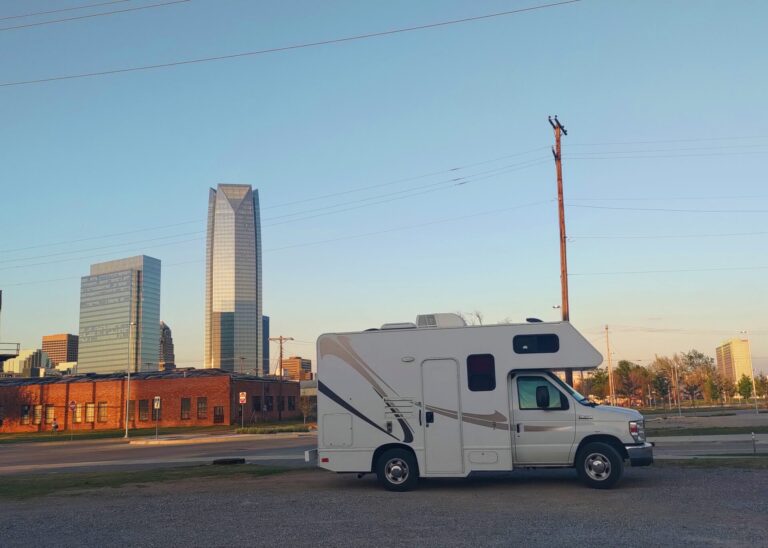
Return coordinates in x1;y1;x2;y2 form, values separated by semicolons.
384;458;409;484
585;452;611;481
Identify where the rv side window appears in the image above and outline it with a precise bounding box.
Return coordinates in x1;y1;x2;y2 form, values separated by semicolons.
513;334;559;354
467;354;496;391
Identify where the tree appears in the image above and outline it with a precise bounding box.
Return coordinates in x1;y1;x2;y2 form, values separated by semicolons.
588;369;610;400
614;361;647;407
755;374;768;398
299;396;316;425
651;373;671;407
737;374;754;402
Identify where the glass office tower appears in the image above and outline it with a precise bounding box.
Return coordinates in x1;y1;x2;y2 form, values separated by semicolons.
205;184;263;375
78;255;161;374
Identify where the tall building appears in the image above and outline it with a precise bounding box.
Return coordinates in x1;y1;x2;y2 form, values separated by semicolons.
41;334;78;366
262;315;270;376
78;255;161;374
159;321;176;370
715;338;753;382
281;356;312;381
2;349;52;377
205;184;264;375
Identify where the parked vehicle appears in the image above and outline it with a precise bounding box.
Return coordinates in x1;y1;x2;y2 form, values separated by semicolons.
307;313;653;490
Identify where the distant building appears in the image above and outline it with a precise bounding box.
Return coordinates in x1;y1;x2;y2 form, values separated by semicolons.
42;334;79;366
281;356;313;381
205;184;264;375
159;321;176;370
78;255;161;374
262;315;270;376
715;338;753;382
55;362;78;375
2;349;52;377
0;369;301;433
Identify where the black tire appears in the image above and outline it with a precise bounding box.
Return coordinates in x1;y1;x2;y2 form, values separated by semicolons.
575;442;624;489
376;448;419;491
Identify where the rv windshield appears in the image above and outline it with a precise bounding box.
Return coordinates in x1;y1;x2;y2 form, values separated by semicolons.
547;372;596;406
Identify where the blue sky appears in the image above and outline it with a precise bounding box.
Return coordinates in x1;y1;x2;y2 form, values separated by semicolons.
1;0;767;374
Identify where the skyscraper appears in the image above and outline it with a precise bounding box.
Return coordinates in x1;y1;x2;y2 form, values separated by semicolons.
205;184;264;375
78;255;161;374
715;338;753;382
159;321;176;370
41;334;78;366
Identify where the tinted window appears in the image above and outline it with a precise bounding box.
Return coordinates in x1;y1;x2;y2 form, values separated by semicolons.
516;376;569;410
467;354;496;391
513;334;559;354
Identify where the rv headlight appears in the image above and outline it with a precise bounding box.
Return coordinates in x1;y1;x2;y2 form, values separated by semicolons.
629;420;645;442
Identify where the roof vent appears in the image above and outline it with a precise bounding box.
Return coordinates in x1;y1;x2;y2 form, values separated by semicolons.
380;322;417;330
526;317;543;323
416;313;467;328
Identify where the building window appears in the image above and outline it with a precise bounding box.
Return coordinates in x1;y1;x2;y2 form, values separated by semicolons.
181;398;191;420
85;403;95;423
288;396;296;411
21;405;31;425
0;405;4;422
252;396;261;413
213;406;224;424
467;354;496;391
33;404;43;425
127;400;135;421
74;404;83;423
513;334;559;354
97;402;108;422
278;396;285;411
139;400;149;421
45;404;55;425
197;397;208;419
265;396;273;412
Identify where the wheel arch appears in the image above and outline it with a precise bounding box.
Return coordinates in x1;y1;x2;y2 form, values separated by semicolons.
575;434;628;462
371;443;419;474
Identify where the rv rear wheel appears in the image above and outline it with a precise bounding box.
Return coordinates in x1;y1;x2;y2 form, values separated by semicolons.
376;448;418;491
576;442;624;489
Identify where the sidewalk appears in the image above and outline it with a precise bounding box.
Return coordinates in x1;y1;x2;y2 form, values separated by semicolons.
649;433;765;444
129;432;317;446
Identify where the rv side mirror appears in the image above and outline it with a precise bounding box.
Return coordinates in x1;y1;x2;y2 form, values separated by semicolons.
535;386;550;408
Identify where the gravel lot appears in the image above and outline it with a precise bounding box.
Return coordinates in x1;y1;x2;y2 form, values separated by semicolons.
1;465;766;547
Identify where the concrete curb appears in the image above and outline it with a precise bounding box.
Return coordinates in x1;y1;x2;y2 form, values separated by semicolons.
128;432;316;446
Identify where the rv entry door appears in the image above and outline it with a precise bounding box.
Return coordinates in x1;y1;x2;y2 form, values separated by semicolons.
421;359;463;474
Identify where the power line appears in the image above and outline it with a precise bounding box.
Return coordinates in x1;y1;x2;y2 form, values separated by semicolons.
569;195;768;202
565;150;768;160
571;230;768;240
570;265;768;276
0;0;130;21
0;0;190;32
568;135;768;147
0;0;581;87
263;146;549;210
568;204;768;214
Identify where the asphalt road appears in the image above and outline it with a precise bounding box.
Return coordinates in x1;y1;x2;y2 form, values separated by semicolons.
0;436;316;474
1;432;764;475
1;465;766;547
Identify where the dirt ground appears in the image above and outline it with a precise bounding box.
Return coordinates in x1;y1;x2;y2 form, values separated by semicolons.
1;465;766;547
645;410;768;430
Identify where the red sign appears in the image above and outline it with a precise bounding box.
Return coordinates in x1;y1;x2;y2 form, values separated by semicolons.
239;392;247;404
69;401;76;412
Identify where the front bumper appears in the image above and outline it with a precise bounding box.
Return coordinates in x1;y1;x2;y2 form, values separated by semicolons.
626;442;654;466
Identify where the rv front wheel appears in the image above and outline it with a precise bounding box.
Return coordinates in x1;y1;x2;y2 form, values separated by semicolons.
376;448;418;491
576;442;624;489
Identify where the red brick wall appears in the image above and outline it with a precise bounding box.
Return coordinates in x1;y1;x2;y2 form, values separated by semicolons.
0;375;301;433
230;379;302;425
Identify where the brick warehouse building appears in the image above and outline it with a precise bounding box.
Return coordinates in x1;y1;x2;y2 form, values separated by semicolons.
0;369;300;433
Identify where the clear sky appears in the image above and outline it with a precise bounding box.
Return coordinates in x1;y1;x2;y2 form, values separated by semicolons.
1;0;766;374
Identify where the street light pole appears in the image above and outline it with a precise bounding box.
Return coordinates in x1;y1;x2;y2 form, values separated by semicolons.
124;321;136;439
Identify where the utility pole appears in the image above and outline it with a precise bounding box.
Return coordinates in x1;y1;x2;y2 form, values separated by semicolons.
550;115;572;385
269;335;293;421
605;325;616;405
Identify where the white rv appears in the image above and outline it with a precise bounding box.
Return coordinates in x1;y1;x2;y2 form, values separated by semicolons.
310;313;653;490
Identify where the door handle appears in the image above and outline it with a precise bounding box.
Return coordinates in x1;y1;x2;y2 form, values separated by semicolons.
418;409;422;426
425;411;434;426
515;423;521;433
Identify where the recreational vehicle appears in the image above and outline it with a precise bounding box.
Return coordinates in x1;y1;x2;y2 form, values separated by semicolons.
309;313;653;491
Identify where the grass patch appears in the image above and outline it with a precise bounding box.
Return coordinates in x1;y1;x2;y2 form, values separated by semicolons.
656;457;768;469
0;425;233;444
647;426;768;437
235;424;310;434
0;464;288;500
